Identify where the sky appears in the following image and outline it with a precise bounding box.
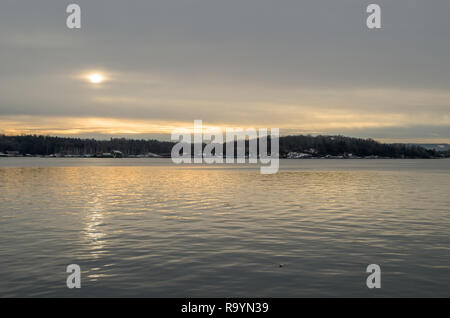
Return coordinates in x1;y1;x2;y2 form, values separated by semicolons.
0;0;449;143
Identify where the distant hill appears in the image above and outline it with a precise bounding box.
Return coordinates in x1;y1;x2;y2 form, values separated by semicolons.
278;135;438;158
410;144;450;152
0;134;446;158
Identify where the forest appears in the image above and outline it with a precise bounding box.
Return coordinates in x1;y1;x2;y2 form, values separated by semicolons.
0;134;445;158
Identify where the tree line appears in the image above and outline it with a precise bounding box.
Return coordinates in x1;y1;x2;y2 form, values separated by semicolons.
0;135;173;156
0;134;444;158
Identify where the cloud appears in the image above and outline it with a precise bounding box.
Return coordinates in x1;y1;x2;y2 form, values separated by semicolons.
0;0;449;142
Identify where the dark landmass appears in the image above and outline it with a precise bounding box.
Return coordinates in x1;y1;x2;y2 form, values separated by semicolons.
0;134;448;159
408;143;450;152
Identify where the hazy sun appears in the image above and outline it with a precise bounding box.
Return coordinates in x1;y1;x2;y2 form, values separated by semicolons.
88;73;104;84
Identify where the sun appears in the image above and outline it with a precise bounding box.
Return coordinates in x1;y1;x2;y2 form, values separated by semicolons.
88;73;104;84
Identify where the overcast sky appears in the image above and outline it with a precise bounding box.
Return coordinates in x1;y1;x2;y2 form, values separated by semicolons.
0;0;449;142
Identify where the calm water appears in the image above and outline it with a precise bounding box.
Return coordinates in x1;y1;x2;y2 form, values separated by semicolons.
1;158;449;297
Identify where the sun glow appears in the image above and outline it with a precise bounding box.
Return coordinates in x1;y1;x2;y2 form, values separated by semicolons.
88;73;104;84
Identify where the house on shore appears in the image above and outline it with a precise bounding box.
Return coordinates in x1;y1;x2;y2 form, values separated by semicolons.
112;150;124;158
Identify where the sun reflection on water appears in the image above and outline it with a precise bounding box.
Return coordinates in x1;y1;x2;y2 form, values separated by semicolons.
84;196;107;258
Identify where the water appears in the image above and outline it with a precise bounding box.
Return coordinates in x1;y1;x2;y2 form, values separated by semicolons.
1;158;449;297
